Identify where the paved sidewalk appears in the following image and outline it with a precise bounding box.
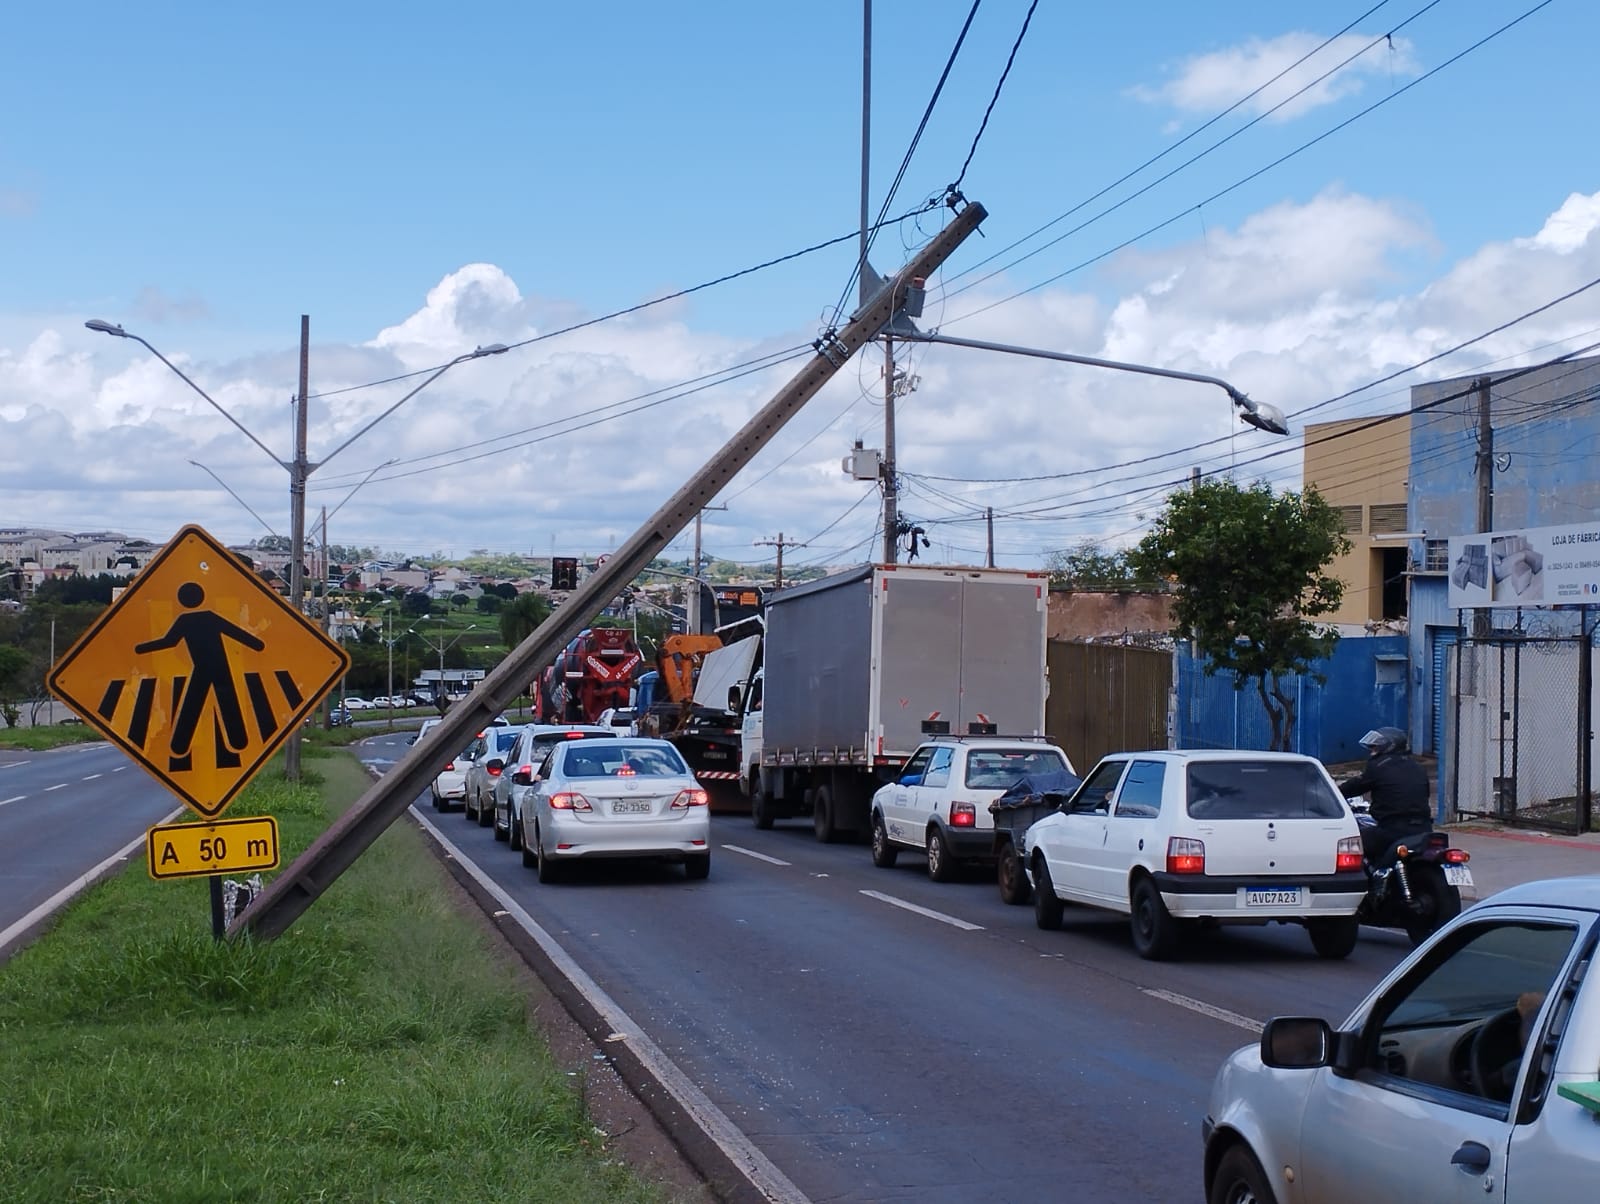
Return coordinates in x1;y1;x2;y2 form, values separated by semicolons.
1443;823;1600;900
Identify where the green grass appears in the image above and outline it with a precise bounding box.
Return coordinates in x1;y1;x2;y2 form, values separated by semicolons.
0;753;676;1203
0;724;103;752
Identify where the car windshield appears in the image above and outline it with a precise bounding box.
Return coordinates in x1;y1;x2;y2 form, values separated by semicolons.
562;745;688;778
1186;761;1346;819
965;748;1068;789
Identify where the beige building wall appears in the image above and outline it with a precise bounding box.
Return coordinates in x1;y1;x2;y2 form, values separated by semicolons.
1303;414;1411;624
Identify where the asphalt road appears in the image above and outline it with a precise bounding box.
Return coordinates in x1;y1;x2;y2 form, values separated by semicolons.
358;734;1416;1203
0;742;180;940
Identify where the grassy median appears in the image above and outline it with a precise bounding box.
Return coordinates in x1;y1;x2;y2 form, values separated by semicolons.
0;749;673;1203
0;725;102;752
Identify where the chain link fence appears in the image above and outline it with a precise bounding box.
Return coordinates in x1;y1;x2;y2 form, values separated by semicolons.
1448;621;1595;833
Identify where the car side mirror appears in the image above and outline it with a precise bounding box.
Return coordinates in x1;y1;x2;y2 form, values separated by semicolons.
1259;1017;1334;1070
487;758;505;773
512;769;533;786
727;686;741;712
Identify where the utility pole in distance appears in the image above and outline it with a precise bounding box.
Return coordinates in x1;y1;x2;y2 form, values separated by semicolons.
754;533;807;591
985;506;995;568
689;502;728;634
1473;374;1494;638
286;315;311;780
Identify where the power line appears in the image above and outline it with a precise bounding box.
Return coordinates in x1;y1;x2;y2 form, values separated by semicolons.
940;0;1555;328
946;0;1040;197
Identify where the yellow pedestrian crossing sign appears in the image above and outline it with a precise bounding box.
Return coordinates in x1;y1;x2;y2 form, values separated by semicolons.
48;524;351;819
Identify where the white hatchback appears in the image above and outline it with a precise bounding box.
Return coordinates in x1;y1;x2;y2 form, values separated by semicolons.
1023;750;1365;960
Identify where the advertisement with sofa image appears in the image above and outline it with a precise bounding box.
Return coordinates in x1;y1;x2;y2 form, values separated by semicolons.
1448;522;1600;608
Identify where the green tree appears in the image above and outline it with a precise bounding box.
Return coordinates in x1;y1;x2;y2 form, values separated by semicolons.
475;594;504;615
1044;541;1138;590
1128;479;1349;751
0;644;28;727
499;592;552;649
400;592;432;618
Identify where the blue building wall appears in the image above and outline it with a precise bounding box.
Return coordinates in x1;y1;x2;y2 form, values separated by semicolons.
1407;357;1600;757
1177;635;1409;763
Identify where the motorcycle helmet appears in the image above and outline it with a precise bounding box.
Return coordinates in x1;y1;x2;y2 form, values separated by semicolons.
1359;726;1409;757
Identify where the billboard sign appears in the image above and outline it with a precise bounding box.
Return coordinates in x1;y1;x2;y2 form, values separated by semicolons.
1447;521;1600;608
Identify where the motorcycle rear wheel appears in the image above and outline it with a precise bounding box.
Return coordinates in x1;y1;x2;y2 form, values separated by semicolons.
1404;864;1461;946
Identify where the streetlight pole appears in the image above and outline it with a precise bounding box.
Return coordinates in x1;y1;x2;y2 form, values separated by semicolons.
85;317;508;778
408;623;478;707
187;460;281;538
895;331;1289;436
640;567;722;631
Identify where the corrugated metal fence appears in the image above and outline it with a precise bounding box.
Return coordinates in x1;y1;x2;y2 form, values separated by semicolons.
1045;641;1171;770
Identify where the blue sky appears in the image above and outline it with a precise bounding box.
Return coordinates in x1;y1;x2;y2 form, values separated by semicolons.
4;1;1599;565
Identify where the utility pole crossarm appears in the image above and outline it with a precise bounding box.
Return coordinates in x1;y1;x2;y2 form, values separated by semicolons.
236;201;989;942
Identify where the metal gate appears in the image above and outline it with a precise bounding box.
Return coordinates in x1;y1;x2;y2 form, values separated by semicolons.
1448;615;1595;833
1045;641;1171;771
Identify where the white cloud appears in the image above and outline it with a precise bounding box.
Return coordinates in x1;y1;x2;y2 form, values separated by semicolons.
1135;32;1420;121
6;187;1600;568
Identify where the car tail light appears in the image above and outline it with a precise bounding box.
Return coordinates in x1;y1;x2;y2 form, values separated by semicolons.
487;765;502;777
950;802;976;827
565;731;589;739
616;765;636;776
444;760;455;771
671;788;709;809
1444;848;1471;864
549;792;592;812
1336;835;1363;872
1166;836;1205;874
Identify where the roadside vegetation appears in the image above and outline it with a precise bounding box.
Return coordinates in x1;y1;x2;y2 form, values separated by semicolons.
0;749;675;1203
0;723;102;752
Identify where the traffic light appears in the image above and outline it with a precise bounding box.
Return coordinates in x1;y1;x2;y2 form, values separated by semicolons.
551;556;578;591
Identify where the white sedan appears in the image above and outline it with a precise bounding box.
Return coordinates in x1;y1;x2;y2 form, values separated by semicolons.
1204;878;1600;1204
519;737;710;882
1023;750;1365;960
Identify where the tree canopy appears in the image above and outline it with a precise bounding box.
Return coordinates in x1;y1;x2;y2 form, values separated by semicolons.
1044;541;1139;590
1127;478;1349;751
498;591;552;649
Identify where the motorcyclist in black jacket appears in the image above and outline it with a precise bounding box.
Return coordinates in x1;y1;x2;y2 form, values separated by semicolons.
1339;727;1434;861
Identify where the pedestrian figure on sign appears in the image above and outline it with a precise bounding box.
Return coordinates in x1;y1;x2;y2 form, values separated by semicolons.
135;581;264;772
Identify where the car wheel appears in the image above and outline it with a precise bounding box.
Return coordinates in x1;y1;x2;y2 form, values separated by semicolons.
1207;1143;1278;1204
508;807;523;851
535;830;562;884
751;777;774;830
813;785;838;843
997;841;1032;905
521;823;537;868
870;815;899;868
1404;865;1461;946
462;794;476;822
431;788;444;812
1032;855;1065;930
926;826;957;882
1130;876;1180;960
478;799;493;828
1307;916;1360;959
492;803;509;842
685;853;710;881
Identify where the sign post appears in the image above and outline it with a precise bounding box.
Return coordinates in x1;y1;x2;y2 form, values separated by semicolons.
49;524;348;935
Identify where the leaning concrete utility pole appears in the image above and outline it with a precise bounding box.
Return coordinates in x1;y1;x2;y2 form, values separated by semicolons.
1473;374;1494;638
237;201;988;941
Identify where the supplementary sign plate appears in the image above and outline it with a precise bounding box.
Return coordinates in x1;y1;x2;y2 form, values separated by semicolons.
147;815;281;880
48;524;350;819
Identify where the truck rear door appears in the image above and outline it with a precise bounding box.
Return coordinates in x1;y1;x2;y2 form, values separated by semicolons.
957;575;1047;736
875;572;963;754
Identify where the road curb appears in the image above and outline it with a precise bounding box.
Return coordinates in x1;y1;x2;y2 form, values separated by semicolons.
369;763;808;1204
0;803;185;963
1446;824;1600;853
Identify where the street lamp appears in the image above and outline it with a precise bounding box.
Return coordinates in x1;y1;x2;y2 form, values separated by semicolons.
637;567;721;631
897;331;1289;436
86;316;508;777
408;622;478;707
187;460;281;538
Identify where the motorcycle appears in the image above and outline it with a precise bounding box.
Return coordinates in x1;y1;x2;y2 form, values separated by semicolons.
1353;807;1473;945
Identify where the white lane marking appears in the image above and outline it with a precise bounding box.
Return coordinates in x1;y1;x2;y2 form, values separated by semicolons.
0;804;186;957
0;796;24;807
1141;988;1264;1034
83;774;103;781
722;844;791;867
410;806;812;1204
0;760;30;769
112;766;127;772
858;890;984;932
43;783;67;792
